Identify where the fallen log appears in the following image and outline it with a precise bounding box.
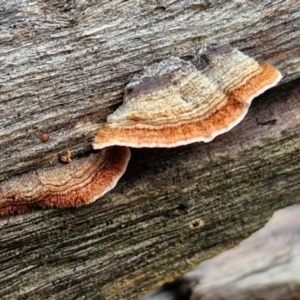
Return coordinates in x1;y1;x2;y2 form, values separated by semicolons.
0;1;299;299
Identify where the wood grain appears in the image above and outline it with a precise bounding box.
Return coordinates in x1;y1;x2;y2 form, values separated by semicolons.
0;78;299;299
0;0;299;299
0;0;299;178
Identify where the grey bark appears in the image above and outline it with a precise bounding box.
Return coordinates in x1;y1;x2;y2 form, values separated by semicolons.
0;0;299;299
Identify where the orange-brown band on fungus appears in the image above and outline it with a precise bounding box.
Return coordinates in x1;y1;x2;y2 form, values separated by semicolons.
0;146;130;216
93;98;244;147
228;62;281;103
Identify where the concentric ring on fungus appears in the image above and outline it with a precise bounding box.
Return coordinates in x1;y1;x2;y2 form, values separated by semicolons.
93;44;282;149
0;147;130;216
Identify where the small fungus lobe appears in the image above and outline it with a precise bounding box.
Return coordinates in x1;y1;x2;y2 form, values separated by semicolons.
0;146;130;216
93;45;282;149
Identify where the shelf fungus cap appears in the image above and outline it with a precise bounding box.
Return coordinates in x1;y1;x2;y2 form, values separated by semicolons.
93;45;282;149
0;146;130;216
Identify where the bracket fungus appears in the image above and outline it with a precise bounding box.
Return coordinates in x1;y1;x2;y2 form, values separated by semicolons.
93;45;282;149
0;147;130;216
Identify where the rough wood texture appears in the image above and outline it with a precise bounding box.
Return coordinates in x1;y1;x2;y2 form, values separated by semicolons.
0;0;299;178
143;205;300;300
0;0;299;299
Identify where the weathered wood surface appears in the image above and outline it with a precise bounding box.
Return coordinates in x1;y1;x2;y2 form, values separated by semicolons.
0;0;299;178
0;0;300;299
143;205;300;300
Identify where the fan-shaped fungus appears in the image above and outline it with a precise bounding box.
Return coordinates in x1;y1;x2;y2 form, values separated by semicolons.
93;45;282;149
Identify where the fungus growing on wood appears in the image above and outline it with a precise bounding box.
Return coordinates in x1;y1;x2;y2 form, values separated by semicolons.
93;45;282;149
0;147;130;216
